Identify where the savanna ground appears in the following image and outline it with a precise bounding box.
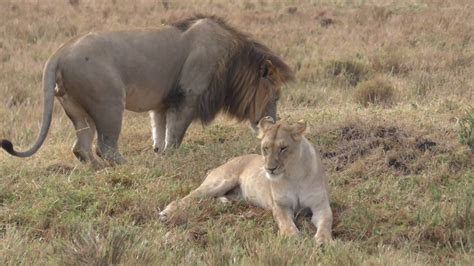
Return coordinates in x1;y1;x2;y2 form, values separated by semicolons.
0;0;473;264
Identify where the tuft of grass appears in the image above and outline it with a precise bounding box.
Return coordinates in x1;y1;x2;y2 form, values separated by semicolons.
53;225;147;265
352;5;393;25
324;59;369;86
370;46;410;75
241;1;256;10
354;76;395;107
68;0;80;7
411;71;435;97
459;107;474;150
5;88;31;108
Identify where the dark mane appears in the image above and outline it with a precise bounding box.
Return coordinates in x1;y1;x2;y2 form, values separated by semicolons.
171;15;294;124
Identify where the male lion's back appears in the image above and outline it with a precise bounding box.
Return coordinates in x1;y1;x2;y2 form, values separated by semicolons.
57;28;188;112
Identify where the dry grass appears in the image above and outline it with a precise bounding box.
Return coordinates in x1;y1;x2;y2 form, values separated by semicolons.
459;107;474;151
0;0;473;265
354;76;395;106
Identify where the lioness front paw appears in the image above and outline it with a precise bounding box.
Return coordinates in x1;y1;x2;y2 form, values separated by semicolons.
159;210;170;221
158;207;171;222
159;201;178;222
315;233;332;246
279;227;300;237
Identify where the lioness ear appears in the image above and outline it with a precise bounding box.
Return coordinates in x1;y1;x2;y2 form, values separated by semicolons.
291;120;307;141
260;59;276;78
257;116;275;139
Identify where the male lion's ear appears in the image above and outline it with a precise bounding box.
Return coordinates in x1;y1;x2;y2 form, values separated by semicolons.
257;116;275;139
260;59;276;78
291;120;307;141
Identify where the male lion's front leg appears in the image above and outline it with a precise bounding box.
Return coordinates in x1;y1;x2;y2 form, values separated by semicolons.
164;99;196;151
311;205;333;245
149;110;166;154
272;203;299;237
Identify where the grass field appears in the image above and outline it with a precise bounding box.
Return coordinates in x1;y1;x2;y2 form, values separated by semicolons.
0;0;473;264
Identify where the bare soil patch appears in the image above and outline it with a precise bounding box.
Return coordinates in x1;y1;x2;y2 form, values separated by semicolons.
317;123;446;175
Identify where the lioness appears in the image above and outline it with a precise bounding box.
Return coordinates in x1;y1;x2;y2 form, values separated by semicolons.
160;117;333;244
0;15;293;165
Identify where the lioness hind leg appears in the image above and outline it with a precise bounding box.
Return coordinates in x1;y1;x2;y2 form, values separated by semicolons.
159;169;240;221
58;94;99;166
187;173;239;199
218;186;242;203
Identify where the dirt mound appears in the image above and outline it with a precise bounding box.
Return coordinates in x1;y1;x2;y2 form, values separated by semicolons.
318;124;441;175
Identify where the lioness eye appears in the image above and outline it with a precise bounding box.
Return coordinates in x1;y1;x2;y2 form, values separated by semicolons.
263;146;269;153
280;146;288;153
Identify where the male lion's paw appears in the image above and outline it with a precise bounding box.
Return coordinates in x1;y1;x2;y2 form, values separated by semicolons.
153;146;165;154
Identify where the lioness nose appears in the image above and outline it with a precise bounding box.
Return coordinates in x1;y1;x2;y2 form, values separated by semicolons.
266;166;277;173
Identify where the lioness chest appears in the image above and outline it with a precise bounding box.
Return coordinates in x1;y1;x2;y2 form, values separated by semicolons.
239;160;322;212
236;156;274;209
270;176;323;213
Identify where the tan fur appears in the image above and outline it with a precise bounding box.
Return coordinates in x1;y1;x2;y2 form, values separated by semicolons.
160;118;333;245
0;15;294;165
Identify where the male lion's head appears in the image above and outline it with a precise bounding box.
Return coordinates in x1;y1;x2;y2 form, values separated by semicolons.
223;41;294;131
248;54;295;131
180;15;294;128
247;58;290;131
257;117;307;180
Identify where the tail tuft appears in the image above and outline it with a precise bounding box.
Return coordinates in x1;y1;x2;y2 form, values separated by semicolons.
0;139;14;154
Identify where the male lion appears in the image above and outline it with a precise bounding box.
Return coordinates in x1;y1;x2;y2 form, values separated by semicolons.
0;15;293;165
160;117;333;245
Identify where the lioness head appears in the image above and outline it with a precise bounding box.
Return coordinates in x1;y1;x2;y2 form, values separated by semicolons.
258;117;307;180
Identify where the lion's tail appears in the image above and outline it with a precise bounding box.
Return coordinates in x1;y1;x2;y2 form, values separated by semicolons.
0;51;61;158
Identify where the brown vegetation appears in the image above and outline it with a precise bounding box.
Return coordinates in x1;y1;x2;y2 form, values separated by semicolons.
354;76;395;106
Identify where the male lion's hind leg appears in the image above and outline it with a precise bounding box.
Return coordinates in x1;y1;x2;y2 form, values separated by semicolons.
149;110;166;154
159;168;240;221
92;105;126;165
311;206;333;246
58;94;100;167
